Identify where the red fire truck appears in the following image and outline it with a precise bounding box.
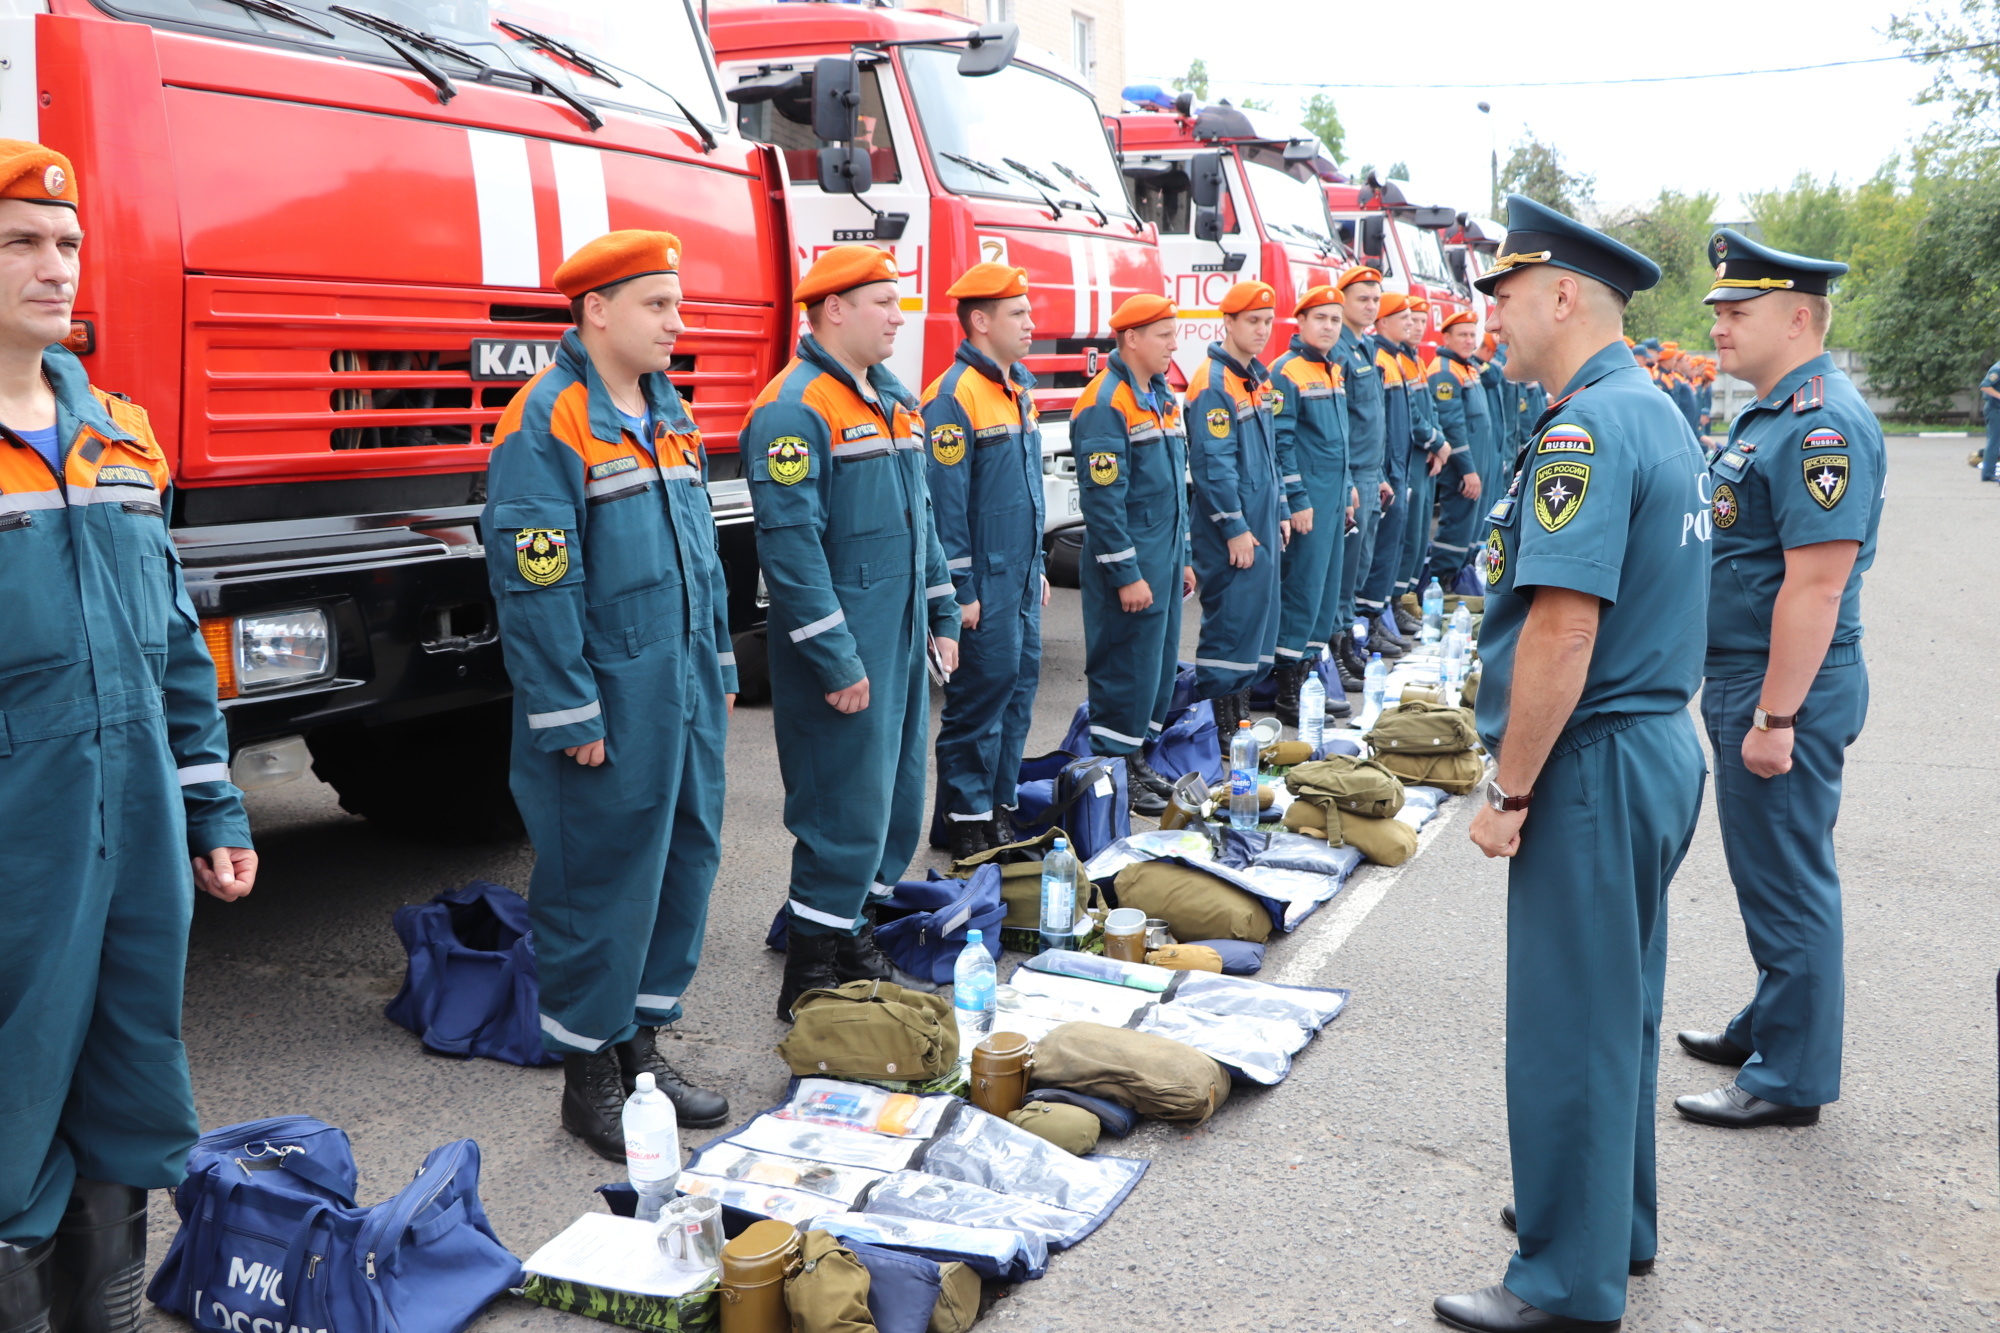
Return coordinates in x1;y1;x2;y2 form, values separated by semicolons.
1108;98;1345;386
708;4;1162;552
1325;172;1470;353
21;0;792;836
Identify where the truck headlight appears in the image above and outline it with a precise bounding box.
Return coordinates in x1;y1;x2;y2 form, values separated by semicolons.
232;608;333;694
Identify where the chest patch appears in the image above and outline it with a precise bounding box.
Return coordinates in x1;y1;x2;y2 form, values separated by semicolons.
1803;427;1846;452
588;456;638;481
1206;407;1231;438
515;529;568;586
1803;455;1848;509
1536;424;1594;455
1088;451;1119;486
1532;460;1590;532
767;436;810;486
1712;482;1739;528
930;423;966;466
842;422;881;442
94;464;154;487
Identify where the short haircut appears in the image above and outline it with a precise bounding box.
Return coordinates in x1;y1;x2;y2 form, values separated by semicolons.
1801;293;1832;338
569;276;636;324
955;297;998;337
804;297;829;329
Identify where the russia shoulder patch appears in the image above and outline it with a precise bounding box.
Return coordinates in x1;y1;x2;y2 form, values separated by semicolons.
1536;424;1595;455
1802;426;1846;452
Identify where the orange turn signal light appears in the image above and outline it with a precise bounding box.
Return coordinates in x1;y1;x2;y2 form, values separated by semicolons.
200;617;238;699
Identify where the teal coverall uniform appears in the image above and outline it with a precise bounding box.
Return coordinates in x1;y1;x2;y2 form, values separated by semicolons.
0;348;249;1246
746;336;959;935
1979;360;2000;481
1071;353;1189;755
484;331;735;1053
1705;354;1883;1107
1270;336;1350;663
1356;338;1415;625
1187;342;1285;698
922;341;1044;825
1477;339;1710;1323
1429;347;1494;585
1331;324;1386;633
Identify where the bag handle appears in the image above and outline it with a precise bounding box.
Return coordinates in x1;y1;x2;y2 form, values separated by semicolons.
273;1203;336;1321
357;1140;478;1276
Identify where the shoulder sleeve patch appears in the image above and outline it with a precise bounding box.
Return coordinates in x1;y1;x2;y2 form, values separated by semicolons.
1531;460;1590;531
1803;454;1849;509
930;422;966;465
1088;451;1120;485
764;436;811;485
1206;406;1232;438
1535;424;1595;455
1802;427;1846;452
1435;382;1454;400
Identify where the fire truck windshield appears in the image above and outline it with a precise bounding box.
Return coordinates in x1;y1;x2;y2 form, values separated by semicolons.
904;47;1132;221
1242;158;1336;255
95;0;726;126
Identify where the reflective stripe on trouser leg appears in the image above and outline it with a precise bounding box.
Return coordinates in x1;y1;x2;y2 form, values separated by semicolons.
935;566;1040;819
1429;485;1481;584
1704;661;1865;1107
1503;711;1704;1323
1336;477;1383;630
1276;492;1342;658
1359;474;1406;609
1080;555;1181;757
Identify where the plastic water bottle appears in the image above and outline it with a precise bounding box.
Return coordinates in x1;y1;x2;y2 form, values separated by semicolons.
952;930;996;1064
623;1072;680;1224
1229;720;1260;830
1039;839;1077;954
1298;671;1326;749
1442;640;1467;707
1421;578;1445;643
1359;653;1388;730
1450;602;1473;642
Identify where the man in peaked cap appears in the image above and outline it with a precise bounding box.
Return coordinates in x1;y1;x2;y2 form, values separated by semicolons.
1438;195;1710;1333
745;245;961;1019
921;263;1046;861
1185;280;1288;747
0;141;257;1333
484;229;733;1154
1673;229;1883;1132
1071;293;1194;808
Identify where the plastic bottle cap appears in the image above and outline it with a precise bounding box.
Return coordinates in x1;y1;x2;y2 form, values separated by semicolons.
1238;720;1251;728
967;929;983;942
1052;838;1067;851
635;1072;656;1093
1370;652;1382;661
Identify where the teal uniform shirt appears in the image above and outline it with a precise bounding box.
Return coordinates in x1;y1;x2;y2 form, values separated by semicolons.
1979;362;2000;479
1478;340;1710;754
1706;353;1884;678
1984;361;2000;417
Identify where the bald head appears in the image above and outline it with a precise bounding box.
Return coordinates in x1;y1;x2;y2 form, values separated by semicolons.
1484;264;1626;391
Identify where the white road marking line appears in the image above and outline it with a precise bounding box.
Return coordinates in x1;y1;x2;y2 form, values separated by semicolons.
1275;802;1462;986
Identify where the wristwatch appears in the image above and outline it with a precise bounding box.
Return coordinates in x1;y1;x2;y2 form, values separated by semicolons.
1484;778;1533;812
1752;707;1798;731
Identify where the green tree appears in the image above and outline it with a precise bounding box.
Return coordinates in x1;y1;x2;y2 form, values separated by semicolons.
1852;175;2000;416
1497;133;1595;217
1744;171;1866;262
1238;96;1273;112
1299;92;1346;164
1172;59;1209;102
1888;0;2000;169
1599;189;1719;349
1386;162;1410;180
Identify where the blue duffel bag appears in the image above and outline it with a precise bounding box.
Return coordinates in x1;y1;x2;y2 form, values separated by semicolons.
385;880;559;1067
1011;753;1129;862
766;867;1005;984
1146;700;1223;787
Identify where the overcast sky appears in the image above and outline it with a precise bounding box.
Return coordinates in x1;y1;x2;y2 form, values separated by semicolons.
1125;0;1939;221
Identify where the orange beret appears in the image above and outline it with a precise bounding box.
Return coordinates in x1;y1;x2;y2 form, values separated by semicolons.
1218;281;1276;315
554;230;681;299
1110;293;1175;332
1439;310;1477;331
1661;341;1680;353
0;140;77;209
1335;266;1383;291
1294;285;1344;315
1406;296;1430;313
946;262;1028;301
1623;336;1636;347
794;244;900;307
1376;292;1410;317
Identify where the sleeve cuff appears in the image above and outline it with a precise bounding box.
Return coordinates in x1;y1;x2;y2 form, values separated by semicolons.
523;699;606;752
1512;552;1621;604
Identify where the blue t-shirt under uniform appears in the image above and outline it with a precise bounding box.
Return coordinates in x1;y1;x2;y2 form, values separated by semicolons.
14;423;59;472
615;405;650;443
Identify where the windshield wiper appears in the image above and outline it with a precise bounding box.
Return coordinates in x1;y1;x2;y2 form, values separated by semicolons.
494;20;623;86
481;37;604;129
211;0;335;39
940;151;1009;183
1050;161;1099;197
328;6;461;103
994;158;1062;221
1002;157;1059;191
330;6;487;68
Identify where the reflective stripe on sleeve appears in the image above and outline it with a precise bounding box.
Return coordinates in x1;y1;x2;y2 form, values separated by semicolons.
789;608;846;643
926;583;956;599
947;557;974;571
526;699;602;730
177;762;231;786
717;652;737;666
1093;546;1137;564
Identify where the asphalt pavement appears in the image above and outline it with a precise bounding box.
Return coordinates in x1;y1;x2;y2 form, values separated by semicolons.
148;435;2000;1333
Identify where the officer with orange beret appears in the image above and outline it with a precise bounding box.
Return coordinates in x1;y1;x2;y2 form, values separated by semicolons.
920;263;1046;861
0;141;257;1332
1426;309;1492;589
1329;266;1389;691
1071;293;1194;807
483;229;734;1155
745;246;960;1017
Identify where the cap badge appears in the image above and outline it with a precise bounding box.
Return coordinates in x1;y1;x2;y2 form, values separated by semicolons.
42;165;64;197
666;247;679;268
1715;263;1727;278
1714;236;1728;259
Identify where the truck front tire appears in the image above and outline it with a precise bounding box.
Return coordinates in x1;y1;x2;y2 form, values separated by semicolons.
305;699;524;842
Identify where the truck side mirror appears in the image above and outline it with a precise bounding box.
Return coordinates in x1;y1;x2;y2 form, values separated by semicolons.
957;22;1018;76
1188;152;1223;210
812;57;861;143
1194;207;1222;243
1359;216;1385;264
818;144;872;197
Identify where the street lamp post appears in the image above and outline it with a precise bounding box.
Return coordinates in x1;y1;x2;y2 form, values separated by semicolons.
1477;100;1494;216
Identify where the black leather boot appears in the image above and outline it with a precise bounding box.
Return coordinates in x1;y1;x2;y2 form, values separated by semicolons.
1125;752;1175;800
1210;691;1246;762
1;1240;53;1333
1333;635;1366;691
1271;660;1306;727
777;931;842;1022
834;910;939;993
616;1027;728;1128
49;1182;145;1333
947;818;993;863
1394;601;1424;637
560;1049;628;1162
1320;664;1354;719
991;807;1017;847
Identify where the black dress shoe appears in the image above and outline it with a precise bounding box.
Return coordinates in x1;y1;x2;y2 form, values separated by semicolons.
1498;1206;1649;1275
1675;1029;1752;1066
616;1027;728;1128
51;1180;146;1333
1674;1081;1819;1128
1433;1284;1620;1332
560;1049;629;1162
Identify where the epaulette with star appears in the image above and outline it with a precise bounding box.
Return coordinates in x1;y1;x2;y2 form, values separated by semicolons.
1791;376;1824;414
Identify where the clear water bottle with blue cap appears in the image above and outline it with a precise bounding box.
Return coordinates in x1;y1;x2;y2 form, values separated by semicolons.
952;930;995;1065
1450;602;1473;641
1229;720;1260;830
1299;671;1326;749
1038;839;1077;954
1421;578;1445;643
1359;653;1388;730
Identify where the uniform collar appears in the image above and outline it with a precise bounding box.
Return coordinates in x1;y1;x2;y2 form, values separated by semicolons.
1438;346;1474;368
43;344;131;444
1108;350;1173;410
1556;339;1647;401
1206;340;1268;387
1286;333;1333;365
1750;351;1837;411
798;333;916;412
954;338;1037;393
557;328;690;445
1335;323;1371;361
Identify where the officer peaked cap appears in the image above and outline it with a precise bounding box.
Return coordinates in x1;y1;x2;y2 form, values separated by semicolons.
1473;194;1661;299
1703;227;1847;304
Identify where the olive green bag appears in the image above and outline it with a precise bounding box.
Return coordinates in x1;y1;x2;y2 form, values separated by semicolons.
1112;861;1272;943
1029;1021;1232;1125
1285;755;1405;819
927;1263;981;1333
1364;700;1480;755
1375;748;1485;795
777;980;959;1081
785;1231;873;1333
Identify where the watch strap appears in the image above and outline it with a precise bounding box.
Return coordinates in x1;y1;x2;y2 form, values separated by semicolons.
1755;707;1798;730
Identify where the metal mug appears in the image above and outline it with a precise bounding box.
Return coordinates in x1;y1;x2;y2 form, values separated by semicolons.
1103;907;1148;963
658;1193;724;1273
970;1031;1035;1117
1143;919;1174;951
